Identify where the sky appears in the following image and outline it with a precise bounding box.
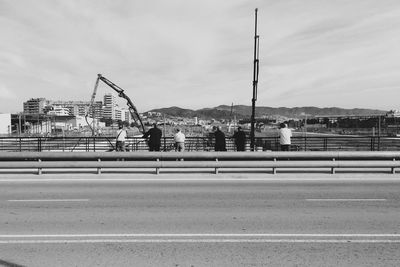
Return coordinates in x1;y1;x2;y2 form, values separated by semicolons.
1;0;400;113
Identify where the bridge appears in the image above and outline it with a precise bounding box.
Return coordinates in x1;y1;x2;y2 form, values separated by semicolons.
0;151;399;175
1;135;400;152
1;145;400;266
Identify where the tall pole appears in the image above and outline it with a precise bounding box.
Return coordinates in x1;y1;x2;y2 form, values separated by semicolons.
250;8;260;151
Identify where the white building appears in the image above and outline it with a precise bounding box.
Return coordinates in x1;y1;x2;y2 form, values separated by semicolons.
387;110;400;118
103;94;116;120
115;107;122;121
121;108;131;123
0;114;11;135
47;106;70;116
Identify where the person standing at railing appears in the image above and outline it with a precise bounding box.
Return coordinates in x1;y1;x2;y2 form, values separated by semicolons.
174;128;185;152
213;126;226;151
116;125;127;152
142;123;162;151
232;126;246;151
279;123;292;151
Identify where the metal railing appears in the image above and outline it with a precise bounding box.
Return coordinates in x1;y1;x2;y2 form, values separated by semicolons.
0;151;400;174
0;136;399;152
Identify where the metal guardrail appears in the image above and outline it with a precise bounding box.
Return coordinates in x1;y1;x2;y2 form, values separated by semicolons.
1;136;400;152
1;151;400;175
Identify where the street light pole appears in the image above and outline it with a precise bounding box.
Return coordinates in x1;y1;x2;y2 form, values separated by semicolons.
250;8;260;151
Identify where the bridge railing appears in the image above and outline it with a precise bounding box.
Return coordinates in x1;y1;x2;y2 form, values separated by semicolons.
0;136;398;152
0;151;400;175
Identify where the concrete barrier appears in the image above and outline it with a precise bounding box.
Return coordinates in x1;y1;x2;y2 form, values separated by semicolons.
0;151;399;174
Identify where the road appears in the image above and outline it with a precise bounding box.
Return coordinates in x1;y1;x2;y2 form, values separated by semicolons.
1;174;400;266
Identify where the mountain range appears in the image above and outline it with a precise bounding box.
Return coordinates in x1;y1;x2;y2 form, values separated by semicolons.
148;105;387;120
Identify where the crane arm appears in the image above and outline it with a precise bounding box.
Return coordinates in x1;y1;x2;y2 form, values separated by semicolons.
85;76;101;135
97;74;146;134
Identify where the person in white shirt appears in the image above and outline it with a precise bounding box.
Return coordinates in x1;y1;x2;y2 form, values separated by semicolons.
279;123;292;151
174;128;185;152
116;125;127;151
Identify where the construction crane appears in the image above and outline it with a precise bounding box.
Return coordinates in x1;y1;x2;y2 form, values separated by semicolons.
85;74;145;135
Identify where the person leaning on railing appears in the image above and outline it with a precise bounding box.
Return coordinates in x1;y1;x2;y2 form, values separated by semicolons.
174;128;185;152
142;123;162;152
213;126;227;151
279;123;292;151
116;125;127;152
232;126;246;151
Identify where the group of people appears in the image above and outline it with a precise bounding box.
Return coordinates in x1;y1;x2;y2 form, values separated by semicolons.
140;124;247;152
115;122;292;152
212;125;246;152
141;123;185;152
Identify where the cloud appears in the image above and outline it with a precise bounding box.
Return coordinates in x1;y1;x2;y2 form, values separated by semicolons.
0;0;400;112
0;84;17;100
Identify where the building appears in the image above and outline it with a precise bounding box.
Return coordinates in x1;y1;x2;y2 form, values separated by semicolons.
23;98;49;114
103;94;116;120
50;100;91;116
121;108;131;123
0;113;11;135
115;107;122;121
386;110;400;118
47;106;70;116
88;101;103;119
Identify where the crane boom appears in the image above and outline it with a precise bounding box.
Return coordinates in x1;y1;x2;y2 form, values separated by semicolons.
85;74;146;135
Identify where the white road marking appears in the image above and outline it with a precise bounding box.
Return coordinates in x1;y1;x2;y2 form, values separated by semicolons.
1;234;400;237
1;234;400;244
1;239;400;244
306;199;387;202
7;199;89;202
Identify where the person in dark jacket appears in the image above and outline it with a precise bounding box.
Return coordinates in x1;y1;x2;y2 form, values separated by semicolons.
232;126;246;151
142;123;162;151
213;126;226;151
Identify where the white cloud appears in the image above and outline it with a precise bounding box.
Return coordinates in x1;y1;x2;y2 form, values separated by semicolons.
0;0;400;112
0;84;17;100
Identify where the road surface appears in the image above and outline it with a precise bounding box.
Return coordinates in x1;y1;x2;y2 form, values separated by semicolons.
0;173;400;266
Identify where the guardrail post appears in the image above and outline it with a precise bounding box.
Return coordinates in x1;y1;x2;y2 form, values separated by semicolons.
272;158;276;174
38;137;42;152
215;158;219;174
392;158;396;174
370;137;374;151
156;158;160;175
377;137;381;151
38;159;42;175
97;158;101;175
331;158;335;174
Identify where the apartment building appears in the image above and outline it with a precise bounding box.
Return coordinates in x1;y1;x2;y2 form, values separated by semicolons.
23;98;49;114
50;100;90;116
22;95;110;120
103;94;116;120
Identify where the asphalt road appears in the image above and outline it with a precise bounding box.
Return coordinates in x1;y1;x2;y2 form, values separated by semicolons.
1;174;400;266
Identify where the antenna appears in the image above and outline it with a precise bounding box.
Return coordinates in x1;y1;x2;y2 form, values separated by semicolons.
250;8;260;151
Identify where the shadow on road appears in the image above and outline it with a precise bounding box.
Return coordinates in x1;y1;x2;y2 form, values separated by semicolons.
0;259;26;267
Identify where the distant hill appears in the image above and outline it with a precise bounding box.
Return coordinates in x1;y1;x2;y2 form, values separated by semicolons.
148;105;387;120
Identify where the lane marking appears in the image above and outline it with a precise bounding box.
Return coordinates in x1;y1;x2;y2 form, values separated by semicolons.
306;199;387;202
7;199;89;202
1;239;400;244
1;233;400;238
1;234;400;244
